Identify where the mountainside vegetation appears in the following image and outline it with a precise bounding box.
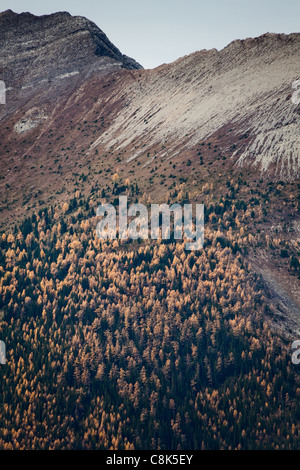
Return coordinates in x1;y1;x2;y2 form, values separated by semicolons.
0;179;299;449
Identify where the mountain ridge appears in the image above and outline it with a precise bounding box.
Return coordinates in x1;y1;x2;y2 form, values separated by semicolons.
0;9;142;93
0;11;299;230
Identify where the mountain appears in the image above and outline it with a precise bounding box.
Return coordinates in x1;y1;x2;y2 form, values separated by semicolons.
0;10;300;451
0;12;299;230
0;9;142;87
93;32;300;180
0;10;299;327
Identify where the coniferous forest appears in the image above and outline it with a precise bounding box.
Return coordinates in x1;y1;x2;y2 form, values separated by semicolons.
0;177;299;450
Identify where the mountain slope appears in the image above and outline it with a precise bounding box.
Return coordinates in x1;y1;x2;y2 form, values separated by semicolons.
89;33;300;180
0;12;299;326
0;13;299;230
0;10;300;451
0;9;142;86
0;9;142;121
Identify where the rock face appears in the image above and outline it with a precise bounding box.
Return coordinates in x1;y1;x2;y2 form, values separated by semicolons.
0;9;142;92
94;32;300;180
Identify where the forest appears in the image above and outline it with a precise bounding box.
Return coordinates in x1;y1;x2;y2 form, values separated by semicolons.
0;176;299;449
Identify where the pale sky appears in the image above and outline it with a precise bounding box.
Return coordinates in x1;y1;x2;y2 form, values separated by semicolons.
1;0;299;69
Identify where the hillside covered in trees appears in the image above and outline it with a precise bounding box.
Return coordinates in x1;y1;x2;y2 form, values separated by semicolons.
0;178;299;450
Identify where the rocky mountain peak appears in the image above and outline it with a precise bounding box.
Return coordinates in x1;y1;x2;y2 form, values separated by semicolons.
0;10;142;93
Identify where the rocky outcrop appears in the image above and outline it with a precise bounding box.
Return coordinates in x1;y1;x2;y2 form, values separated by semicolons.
0;9;142;92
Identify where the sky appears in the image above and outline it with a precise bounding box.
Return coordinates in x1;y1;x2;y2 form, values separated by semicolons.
1;0;299;69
